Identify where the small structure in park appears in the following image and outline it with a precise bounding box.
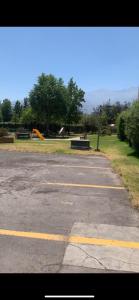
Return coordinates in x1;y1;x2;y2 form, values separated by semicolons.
71;132;90;150
16;128;31;139
0;128;14;143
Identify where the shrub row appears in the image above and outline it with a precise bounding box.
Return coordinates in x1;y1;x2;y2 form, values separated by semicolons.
117;100;139;152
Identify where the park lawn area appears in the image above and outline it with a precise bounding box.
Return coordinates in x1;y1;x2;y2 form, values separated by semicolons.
0;135;139;207
0;138;96;155
89;134;139;208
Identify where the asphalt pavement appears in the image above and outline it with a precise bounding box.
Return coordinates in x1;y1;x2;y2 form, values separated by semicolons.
0;151;139;272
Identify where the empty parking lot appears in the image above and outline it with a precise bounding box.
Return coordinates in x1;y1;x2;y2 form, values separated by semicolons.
0;151;139;272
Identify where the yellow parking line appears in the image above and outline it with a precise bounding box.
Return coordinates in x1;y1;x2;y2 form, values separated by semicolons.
52;165;110;170
45;182;125;190
0;229;67;242
0;228;139;249
69;236;139;249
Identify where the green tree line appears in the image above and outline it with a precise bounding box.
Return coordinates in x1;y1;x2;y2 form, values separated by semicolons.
0;73;85;131
0;73;134;139
81;99;130;134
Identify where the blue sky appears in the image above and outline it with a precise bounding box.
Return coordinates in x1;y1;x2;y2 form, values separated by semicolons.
0;27;139;102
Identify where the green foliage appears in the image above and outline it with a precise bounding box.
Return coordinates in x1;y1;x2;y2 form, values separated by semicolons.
117;100;139;152
20;107;36;124
101;126;112;136
12;100;23;123
0;102;3;122
116;110;128;141
14;100;23;118
125;100;139;151
64;78;85;125
1;99;12;122
81;113;97;133
93;99;130;125
29;73;67;127
23;97;30;109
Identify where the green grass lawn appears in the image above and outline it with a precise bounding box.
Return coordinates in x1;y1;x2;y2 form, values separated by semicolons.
89;134;139;207
0;134;139;207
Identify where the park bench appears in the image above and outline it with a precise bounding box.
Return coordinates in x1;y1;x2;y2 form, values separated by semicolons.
16;132;31;139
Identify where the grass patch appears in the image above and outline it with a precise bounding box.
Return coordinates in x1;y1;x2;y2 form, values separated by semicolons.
89;134;139;207
0;138;97;156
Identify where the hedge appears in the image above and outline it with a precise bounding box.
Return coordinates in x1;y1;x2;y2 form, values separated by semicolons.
117;100;139;152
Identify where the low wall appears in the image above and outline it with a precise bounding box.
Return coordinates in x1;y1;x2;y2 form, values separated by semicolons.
71;139;90;150
0;136;14;143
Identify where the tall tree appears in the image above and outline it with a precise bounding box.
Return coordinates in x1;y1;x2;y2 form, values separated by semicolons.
1;99;12;122
14;100;22;116
93;100;131;125
29;73;66;129
12;100;23;123
64;78;85;127
0;101;3;122
23;97;30;109
20;107;36;124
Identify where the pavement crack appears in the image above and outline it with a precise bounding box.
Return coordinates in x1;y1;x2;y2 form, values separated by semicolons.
69;243;108;270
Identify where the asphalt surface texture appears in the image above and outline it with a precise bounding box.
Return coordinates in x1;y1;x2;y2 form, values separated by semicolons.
0;151;139;273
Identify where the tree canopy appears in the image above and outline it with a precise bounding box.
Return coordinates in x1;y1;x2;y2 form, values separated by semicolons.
64;78;85;125
29;73;85;128
1;99;12;122
29;73;67;127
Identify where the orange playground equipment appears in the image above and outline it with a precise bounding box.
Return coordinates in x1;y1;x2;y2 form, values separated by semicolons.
32;129;45;141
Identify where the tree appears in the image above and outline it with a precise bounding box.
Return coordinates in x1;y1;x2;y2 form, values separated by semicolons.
12;100;23;123
116;110;129;141
93;100;131;127
23;97;30;109
126;100;139;151
20;107;36;124
81;113;98;133
14;100;23;117
29;73;67;129
64;78;85;128
0;101;3;122
117;100;139;152
1;99;12;122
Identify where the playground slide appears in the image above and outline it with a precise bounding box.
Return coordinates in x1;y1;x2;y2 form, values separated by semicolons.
32;129;45;141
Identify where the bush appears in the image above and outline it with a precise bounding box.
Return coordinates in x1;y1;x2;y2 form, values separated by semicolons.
117;100;139;152
126;100;139;152
116;110;129;141
16;127;28;133
0;127;8;137
101;127;112;136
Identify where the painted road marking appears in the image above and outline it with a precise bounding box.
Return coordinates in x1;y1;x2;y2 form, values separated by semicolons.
45;182;124;190
52;164;111;170
0;229;67;242
1;228;139;249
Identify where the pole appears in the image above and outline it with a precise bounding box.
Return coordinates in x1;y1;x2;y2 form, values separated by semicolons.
95;106;102;151
96;130;100;151
95;126;100;151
